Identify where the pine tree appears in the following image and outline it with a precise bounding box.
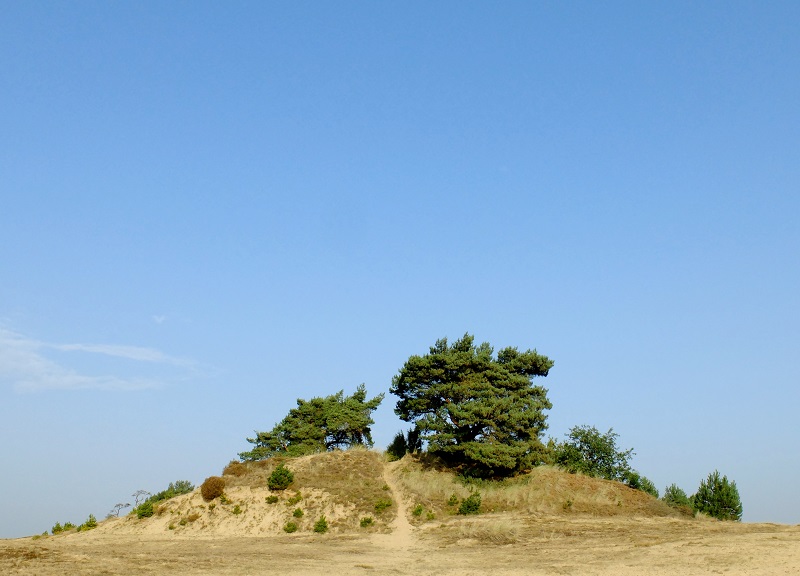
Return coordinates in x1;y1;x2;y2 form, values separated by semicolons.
390;334;553;477
693;470;743;521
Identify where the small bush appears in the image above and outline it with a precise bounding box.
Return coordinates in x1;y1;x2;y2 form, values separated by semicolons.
662;484;691;508
625;471;659;498
77;514;98;531
313;515;328;533
447;494;459;506
412;504;424;517
201;476;226;502
179;518;188;526
208;503;216;511
287;492;302;505
283;521;298;533
219;494;231;504
51;522;63;535
232;505;242;515
136;500;154;519
187;513;201;522
293;508;304;518
268;464;294;491
457;492;482;515
223;460;247;477
374;497;392;513
426;511;435;521
360;516;374;528
266;495;279;504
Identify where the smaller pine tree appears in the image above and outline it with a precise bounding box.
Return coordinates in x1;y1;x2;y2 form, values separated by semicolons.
268;464;294;491
662;484;691;508
693;470;742;521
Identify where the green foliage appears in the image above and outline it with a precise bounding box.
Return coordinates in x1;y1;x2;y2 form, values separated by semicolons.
132;480;195;518
391;334;554;478
283;521;298;533
374;497;392;513
268;464;295;491
51;521;75;535
624;471;659;498
359;516;374;528
553;425;634;481
313;515;329;533
662;484;691;508
266;495;279;504
447;494;459;506
693;470;743;521
292;508;304;518
287;492;302;505
135;500;154;519
386;431;408;461
386;428;422;461
457;492;482;515
77;514;98;531
201;476;226;502
412;504;424;517
232;505;242;515
240;384;384;460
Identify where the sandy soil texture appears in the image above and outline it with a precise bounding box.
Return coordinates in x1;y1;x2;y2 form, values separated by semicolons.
3;515;799;575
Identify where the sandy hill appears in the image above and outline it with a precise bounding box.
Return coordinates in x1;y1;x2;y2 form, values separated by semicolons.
96;449;682;538
4;450;800;575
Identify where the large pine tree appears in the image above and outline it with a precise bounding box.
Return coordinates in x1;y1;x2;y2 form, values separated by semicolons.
390;333;554;477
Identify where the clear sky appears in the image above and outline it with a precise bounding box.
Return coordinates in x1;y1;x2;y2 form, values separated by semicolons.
1;1;798;538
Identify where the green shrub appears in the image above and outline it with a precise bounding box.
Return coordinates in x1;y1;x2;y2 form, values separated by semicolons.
662;484;691;508
232;505;242;515
283;521;298;533
374;497;392;513
51;522;63;535
457;492;482;515
693;470;742;521
268;464;295;491
201;476;226;502
386;431;408;461
447;494;459;506
135;500;154;519
77;514;98;531
287;492;302;505
313;515;328;533
554;425;634;481
426;511;435;520
624;471;659;498
292;508;304;518
412;504;424;517
266;495;279;504
219;494;231;505
360;516;374;528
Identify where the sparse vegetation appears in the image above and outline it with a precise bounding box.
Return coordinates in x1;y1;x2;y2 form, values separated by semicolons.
268;464;294;491
51;521;75;535
412;504;424;516
77;514;97;531
201;476;226;502
132;480;196;517
360;516;374;527
232;505;242;515
292;508;304;518
266;495;279;504
374;497;392;513
287;492;302;505
447;493;460;506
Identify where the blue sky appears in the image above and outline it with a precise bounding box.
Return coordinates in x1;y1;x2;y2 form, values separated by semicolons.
1;1;798;537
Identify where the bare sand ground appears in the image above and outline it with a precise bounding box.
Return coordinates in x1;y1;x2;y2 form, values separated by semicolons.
2;516;798;575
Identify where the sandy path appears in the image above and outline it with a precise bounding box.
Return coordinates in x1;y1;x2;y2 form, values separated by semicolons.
372;460;415;550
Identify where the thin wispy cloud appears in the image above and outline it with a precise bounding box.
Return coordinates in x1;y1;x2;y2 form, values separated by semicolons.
0;327;196;392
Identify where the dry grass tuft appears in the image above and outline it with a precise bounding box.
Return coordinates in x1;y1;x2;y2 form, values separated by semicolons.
222;460;247;477
454;516;524;545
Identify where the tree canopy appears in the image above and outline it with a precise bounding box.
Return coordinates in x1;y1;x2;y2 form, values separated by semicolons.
390;333;554;477
693;470;743;521
239;384;384;461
